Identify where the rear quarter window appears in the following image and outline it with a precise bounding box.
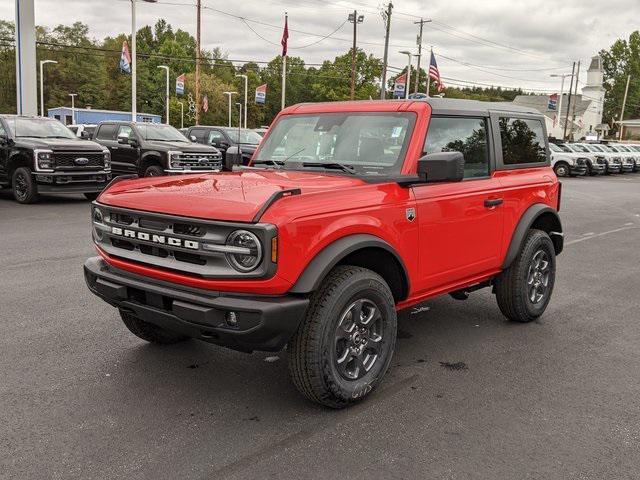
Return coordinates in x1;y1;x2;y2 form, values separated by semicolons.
499;117;547;165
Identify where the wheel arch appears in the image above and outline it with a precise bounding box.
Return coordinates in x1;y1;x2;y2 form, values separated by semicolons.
290;234;410;303
8;151;32;185
139;151;164;174
502;204;563;269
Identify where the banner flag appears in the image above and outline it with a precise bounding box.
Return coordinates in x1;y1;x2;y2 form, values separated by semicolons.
176;73;185;95
393;73;406;98
119;41;132;74
255;84;267;104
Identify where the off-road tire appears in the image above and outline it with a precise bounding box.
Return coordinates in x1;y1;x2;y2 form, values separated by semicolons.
12;166;39;204
143;164;164;177
288;266;397;409
119;309;189;344
84;192;100;201
495;229;556;323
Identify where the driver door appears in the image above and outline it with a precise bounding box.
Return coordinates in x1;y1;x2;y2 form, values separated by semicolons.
114;125;139;174
412;115;504;295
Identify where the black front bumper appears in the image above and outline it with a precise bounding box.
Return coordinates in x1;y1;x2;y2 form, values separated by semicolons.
34;170;112;193
83;257;309;352
569;165;587;176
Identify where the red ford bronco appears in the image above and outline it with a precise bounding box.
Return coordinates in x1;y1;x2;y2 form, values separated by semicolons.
84;99;563;408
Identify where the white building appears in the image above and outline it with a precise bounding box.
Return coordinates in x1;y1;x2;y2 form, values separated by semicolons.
512;56;608;140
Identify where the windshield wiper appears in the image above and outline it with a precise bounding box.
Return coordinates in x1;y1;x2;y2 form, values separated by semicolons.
253;159;286;167
302;162;356;175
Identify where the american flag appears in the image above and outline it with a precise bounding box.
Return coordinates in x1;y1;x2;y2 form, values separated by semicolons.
429;51;444;93
281;16;289;57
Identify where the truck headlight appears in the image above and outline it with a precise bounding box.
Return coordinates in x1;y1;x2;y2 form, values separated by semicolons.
36;151;54;170
225;230;262;272
103;151;111;169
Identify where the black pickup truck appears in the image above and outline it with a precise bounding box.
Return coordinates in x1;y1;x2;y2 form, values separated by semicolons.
0;115;111;203
92;121;223;177
185;125;262;165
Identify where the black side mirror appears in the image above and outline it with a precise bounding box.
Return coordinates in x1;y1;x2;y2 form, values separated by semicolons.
417;151;465;183
0;134;9;145
224;146;243;170
190;135;197;142
117;135;129;145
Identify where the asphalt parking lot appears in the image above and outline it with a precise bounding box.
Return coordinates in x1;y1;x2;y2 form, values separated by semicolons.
2;174;640;480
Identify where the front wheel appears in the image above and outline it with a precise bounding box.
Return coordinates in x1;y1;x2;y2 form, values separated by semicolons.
143;164;164;177
288;266;397;409
12;166;39;204
553;163;569;177
494;229;556;322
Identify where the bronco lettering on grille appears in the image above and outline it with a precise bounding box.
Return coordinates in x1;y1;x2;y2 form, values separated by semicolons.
111;226;199;250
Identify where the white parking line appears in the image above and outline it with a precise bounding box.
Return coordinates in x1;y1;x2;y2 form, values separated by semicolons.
566;225;639;246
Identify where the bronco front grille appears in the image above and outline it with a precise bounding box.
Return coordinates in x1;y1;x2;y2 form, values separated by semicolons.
92;205;276;279
53;151;104;170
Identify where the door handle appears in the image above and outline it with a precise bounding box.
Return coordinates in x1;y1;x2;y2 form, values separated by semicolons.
484;198;503;208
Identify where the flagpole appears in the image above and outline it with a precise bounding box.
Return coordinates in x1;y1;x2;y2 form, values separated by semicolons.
281;13;288;111
131;0;137;121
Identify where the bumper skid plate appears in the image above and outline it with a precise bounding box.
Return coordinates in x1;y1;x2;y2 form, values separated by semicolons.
84;257;309;352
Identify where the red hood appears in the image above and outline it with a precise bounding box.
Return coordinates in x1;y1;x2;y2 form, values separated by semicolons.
98;170;367;222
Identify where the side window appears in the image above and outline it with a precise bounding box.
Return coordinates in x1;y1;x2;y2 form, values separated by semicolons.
424;117;490;179
96;124;117;140
117;125;134;139
499;117;547;165
0;122;6;137
190;128;206;142
208;130;225;144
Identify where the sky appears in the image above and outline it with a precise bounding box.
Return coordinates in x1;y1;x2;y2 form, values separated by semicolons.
1;0;638;93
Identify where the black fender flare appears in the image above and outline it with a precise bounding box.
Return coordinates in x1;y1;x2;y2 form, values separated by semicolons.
290;234;410;295
140;151;165;170
502;204;563;269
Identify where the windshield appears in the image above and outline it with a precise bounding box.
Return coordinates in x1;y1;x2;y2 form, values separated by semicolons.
6;118;76;139
567;144;587;153
224;128;262;145
137;124;189;142
254;113;414;175
585;144;604;152
549;144;563;153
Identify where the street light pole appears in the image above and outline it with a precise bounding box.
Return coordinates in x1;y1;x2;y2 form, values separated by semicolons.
68;93;77;124
223;91;237;127
131;0;158;122
39;60;57;117
413;18;431;94
157;65;170;124
235;74;248;129
348;11;364;100
618;74;631;141
399;51;412;100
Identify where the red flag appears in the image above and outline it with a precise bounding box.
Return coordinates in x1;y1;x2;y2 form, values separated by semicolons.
281;16;289;57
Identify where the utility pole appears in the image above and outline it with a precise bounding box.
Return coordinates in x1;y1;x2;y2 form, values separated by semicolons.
563;62;576;141
39;60;57;117
195;0;202;125
413;18;431;94
570;60;580;140
348;11;364;100
380;2;393;99
618;74;631;140
157;65;169;124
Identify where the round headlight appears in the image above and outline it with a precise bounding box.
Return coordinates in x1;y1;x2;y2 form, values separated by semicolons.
226;230;262;272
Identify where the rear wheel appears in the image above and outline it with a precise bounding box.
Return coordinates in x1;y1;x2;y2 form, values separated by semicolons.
495;229;556;323
143;164;164;177
288;266;397;408
12;167;39;204
119;310;189;344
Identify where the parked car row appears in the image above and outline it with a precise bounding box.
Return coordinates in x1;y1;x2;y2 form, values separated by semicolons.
549;140;640;177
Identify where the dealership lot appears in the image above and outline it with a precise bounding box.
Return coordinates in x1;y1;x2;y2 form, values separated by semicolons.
1;174;640;480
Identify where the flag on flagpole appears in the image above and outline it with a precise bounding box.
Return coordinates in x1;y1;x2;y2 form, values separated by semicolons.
202;95;209;113
429;51;444;92
176;73;186;95
255;84;267;104
119;41;132;74
393;73;407;98
281;16;289;57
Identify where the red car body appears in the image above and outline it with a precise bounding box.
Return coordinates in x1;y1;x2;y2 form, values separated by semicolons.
95;100;560;310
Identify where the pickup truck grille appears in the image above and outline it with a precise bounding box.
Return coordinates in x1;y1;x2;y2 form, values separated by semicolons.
92;205;275;278
576;158;586;166
54;151;104;170
171;152;222;170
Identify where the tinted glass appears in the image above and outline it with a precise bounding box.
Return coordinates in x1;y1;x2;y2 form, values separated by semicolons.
223;128;262;145
255;113;414;176
424;117;490;178
499;117;547;165
190;128;207;141
117;125;134;139
208;130;225;143
96;124;117;140
137;124;189;142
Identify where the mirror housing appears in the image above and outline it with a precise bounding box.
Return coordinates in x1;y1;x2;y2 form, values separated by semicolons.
117;135;129;145
0;133;9;145
224;146;243;171
417;151;465;183
80;130;90;139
